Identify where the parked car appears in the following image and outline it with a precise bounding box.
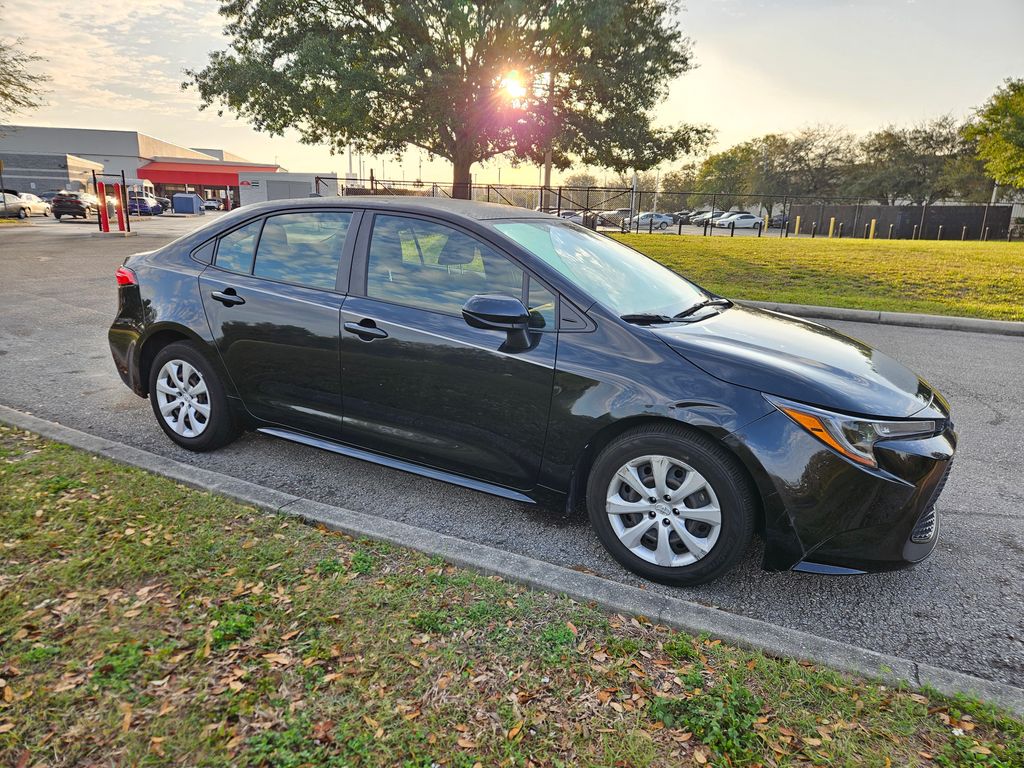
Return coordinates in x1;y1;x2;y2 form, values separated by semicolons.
128;193;164;216
0;192;34;219
155;194;173;211
17;193;52;217
625;212;674;230
39;191;61;204
586;208;631;227
671;210;692;224
204;198;224;211
108;198;955;586
52;191;99;220
690;210;727;225
768;213;789;229
715;212;763;229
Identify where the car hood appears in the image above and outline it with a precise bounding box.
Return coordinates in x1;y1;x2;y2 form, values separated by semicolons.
653;304;934;417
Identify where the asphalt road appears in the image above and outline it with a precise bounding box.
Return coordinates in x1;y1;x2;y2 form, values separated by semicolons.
2;214;1022;687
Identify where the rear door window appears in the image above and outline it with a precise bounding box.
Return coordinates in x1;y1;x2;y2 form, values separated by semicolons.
252;211;352;290
215;219;263;274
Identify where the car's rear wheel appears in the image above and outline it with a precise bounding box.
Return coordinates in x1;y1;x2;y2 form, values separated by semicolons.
586;424;756;586
54;213;62;220
148;341;240;452
17;207;28;220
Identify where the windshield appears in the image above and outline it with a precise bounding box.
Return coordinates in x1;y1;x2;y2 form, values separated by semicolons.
493;220;706;317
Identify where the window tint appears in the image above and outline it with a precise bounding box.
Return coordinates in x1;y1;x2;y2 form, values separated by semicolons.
493;220;704;317
253;211;351;289
191;240;215;265
216;220;262;274
527;277;557;330
366;215;524;316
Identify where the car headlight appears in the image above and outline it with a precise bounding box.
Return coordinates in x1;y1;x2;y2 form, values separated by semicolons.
764;394;937;468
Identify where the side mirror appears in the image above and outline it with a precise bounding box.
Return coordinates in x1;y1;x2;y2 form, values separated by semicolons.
462;294;532;350
462;294;530;331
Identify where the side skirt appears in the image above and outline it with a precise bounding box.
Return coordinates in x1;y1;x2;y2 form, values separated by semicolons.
257;427;536;504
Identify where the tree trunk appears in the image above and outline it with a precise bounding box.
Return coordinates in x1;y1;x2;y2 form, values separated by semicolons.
452;153;473;200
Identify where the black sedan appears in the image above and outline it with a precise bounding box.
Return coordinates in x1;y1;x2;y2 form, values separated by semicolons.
53;191;99;220
108;198;955;586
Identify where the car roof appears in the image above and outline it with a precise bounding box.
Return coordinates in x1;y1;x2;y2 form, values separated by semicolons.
232;195;554;223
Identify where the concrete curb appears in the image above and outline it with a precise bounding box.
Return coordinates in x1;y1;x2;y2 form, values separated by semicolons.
2;403;1022;717
746;301;1024;337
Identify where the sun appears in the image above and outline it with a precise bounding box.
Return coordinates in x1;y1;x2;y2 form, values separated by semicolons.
501;71;528;100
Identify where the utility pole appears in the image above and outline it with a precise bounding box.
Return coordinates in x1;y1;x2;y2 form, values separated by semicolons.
542;54;556;210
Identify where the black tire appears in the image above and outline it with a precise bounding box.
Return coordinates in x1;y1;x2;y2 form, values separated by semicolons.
54;213;62;220
148;341;240;452
17;207;28;220
659;221;668;230
586;424;756;586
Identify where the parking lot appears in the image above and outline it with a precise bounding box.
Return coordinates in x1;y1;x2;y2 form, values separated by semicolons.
1;215;1022;687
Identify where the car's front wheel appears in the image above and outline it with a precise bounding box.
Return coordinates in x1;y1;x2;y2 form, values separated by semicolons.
586;424;756;586
148;341;240;451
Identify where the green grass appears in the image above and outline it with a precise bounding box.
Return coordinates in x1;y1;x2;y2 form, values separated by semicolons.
613;234;1024;321
1;425;1022;766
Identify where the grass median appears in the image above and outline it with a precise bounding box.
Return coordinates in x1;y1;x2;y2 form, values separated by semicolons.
1;426;1022;767
613;235;1024;322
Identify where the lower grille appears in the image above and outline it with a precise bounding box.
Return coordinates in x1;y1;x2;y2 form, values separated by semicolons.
911;462;952;543
911;508;937;543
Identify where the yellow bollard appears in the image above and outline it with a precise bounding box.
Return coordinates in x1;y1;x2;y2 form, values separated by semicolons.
764;214;770;231
828;217;835;238
869;218;877;239
795;215;801;236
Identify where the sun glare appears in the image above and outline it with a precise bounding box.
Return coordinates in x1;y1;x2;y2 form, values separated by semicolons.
502;71;528;100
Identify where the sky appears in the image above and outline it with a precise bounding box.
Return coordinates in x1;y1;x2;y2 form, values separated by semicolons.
3;0;1022;185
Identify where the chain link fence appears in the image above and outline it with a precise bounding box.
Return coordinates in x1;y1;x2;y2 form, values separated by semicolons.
340;179;1022;242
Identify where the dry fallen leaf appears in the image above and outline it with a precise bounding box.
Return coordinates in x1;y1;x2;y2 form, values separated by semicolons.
457;737;477;749
507;721;524;740
119;703;133;733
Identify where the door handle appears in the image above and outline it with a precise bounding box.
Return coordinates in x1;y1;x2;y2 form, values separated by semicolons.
344;320;389;340
211;288;245;306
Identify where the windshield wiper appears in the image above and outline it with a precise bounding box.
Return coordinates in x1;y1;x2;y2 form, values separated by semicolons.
673;298;732;320
620;313;676;325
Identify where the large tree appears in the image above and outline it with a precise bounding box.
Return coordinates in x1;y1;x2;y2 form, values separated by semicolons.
853;116;988;204
965;78;1024;189
0;4;49;123
188;0;710;198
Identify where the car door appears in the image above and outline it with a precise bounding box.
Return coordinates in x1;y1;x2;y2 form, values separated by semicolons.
199;209;359;439
340;212;559;491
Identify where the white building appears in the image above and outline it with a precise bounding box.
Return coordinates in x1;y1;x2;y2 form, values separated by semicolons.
0;125;280;206
238;172;340;206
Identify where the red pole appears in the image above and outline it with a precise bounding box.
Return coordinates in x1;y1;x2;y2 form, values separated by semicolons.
112;183;126;231
97;182;111;233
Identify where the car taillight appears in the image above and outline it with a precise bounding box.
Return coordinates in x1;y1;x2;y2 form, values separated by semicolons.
115;266;138;286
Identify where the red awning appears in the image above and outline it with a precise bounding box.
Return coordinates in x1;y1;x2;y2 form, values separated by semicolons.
136;161;279;187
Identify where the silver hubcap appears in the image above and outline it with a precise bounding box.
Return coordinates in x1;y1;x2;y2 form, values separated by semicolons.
155;359;210;438
606;455;722;568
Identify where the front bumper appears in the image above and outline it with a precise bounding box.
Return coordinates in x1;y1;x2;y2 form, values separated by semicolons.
726;409;956;573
